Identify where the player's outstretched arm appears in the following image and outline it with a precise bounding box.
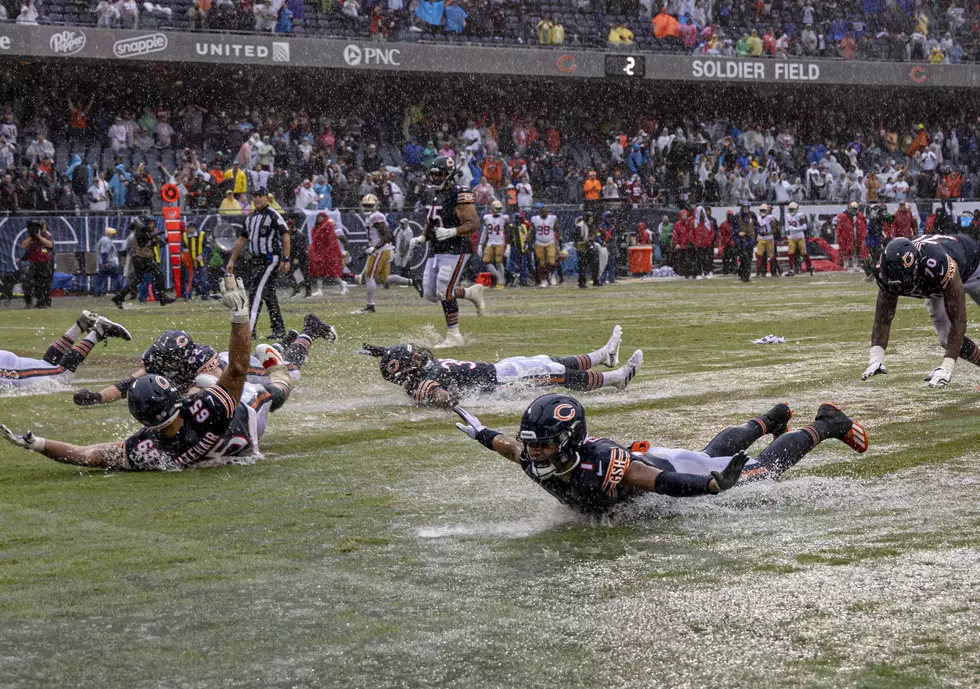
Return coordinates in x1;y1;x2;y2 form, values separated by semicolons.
863;290;899;380
215;276;251;404
622;451;750;496
453;406;522;463
1;424;129;469
78;369;144;406
926;273;967;388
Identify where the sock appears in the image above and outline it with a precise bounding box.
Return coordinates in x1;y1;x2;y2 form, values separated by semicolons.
960;337;980;365
285;333;312;368
447;324;460;336
60;331;99;372
495;264;504;284
366;278;377;307
553;355;595;371
453;286;466;299
561;369;606;391
442;299;459;328
701;423;765;457
264;365;295;412
43;332;77;365
755;429;816;478
387;275;412;286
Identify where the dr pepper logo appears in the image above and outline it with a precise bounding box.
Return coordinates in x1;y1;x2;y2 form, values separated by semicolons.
49;30;86;55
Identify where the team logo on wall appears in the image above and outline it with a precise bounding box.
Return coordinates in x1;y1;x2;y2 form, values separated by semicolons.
49;30;86;55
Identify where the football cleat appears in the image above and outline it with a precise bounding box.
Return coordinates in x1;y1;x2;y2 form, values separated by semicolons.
281;330;299;349
613;350;643;390
303;314;338;342
255;343;285;370
816;403;868;454
765;402;794;437
93;315;132;342
433;332;466;349
464;284;486;316
603;325;623;368
352;305;377;315
76;310;100;332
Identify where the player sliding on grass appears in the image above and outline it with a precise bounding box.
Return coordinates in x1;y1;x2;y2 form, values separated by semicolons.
1;278;302;470
0;310;131;389
453;394;868;515
72;314;337;406
361;326;642;408
863;234;980;388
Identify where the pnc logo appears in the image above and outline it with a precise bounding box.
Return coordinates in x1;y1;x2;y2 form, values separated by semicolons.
343;43;400;67
343;44;362;66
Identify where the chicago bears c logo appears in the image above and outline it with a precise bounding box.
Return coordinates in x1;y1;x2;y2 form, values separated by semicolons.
553;403;576;421
155;376;171;389
175;335;189;347
902;252;915;268
387;361;400;374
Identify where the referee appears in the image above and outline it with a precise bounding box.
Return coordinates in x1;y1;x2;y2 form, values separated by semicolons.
226;187;291;338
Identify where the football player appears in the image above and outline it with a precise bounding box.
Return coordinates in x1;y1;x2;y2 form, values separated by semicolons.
0;311;131;390
531;206;559;287
353;195;393;315
388;218;416;287
453;394;868;515
73;314;336;406
756;203;781;277
478;200;508;289
863;234;980;389
362;326;642;408
784;201;814;276
409;156;486;349
1;278;302;470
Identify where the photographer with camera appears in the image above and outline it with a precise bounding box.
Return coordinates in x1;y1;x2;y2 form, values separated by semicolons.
111;217;174;308
21;220;54;309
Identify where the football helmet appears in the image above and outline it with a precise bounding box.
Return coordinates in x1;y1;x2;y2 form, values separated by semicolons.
759;203;772;214
361;194;379;213
365;211;388;229
142;330;194;373
880;238;920;295
379;344;434;385
128;375;182;429
788;202;799;213
518;394;587;480
848;201;859;213
491;199;503;213
429;156;457;190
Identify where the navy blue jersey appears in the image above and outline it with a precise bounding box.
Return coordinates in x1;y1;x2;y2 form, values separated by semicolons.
424;185;474;255
877;234;980;298
408;359;498;406
123;384;250;470
142;343;219;392
521;436;662;515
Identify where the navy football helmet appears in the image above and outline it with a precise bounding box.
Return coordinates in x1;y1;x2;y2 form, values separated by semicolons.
379;344;433;385
880;238;920;295
428;156;457;190
128;375;182;429
518;394;587;479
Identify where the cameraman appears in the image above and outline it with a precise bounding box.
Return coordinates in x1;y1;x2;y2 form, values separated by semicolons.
21;220;54;309
111;217;174;308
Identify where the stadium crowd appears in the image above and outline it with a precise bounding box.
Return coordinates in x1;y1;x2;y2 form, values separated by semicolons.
1;82;979;215
4;0;980;63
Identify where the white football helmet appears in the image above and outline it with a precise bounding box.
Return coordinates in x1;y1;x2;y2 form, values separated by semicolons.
491;199;503;213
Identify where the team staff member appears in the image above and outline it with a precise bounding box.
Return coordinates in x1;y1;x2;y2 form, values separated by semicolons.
112;217;175;308
181;222;211;301
225;187;290;339
21;220;54;309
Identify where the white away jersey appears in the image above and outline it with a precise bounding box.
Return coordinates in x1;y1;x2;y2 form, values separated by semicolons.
482;213;508;246
532;214;557;246
786;212;808;239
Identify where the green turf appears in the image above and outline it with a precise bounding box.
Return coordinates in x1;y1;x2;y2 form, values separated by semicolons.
3;275;980;688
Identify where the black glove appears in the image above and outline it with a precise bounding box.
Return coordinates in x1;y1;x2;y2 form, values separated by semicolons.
710;450;750;492
73;389;103;406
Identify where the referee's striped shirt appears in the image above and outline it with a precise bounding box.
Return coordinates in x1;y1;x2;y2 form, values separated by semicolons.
241;206;288;257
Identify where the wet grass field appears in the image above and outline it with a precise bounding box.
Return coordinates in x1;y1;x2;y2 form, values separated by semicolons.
2;274;980;688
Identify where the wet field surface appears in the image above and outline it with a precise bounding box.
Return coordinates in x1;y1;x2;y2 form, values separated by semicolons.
2;276;979;688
